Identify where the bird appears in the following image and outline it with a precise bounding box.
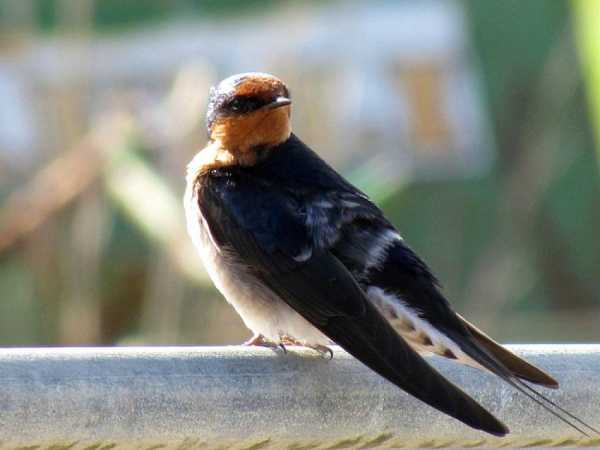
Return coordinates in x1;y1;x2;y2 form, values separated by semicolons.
184;72;596;436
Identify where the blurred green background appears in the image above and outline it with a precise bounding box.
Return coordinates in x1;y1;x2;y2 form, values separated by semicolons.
0;0;599;346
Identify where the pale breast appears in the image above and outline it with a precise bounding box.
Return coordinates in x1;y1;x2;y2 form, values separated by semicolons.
184;184;328;345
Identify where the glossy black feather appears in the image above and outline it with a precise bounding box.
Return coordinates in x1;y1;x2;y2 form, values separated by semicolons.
365;240;470;336
251;134;370;194
328;173;596;434
192;136;508;436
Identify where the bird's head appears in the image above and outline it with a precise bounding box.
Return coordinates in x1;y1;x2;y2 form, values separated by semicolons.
206;72;292;153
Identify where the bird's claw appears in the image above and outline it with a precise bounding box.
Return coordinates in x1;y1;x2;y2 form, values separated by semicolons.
244;334;287;353
310;344;334;360
281;336;334;359
246;335;331;358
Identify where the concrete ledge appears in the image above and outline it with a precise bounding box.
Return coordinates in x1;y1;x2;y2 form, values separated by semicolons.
0;345;599;449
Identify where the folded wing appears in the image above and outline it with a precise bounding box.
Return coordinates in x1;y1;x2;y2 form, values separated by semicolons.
197;171;508;436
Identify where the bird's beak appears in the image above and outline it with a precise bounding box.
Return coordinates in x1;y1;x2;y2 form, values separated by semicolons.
265;96;291;110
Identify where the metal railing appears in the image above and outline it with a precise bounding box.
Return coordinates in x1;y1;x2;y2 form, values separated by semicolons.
0;344;598;448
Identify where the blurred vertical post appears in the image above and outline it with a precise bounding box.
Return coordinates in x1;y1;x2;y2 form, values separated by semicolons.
572;0;600;169
55;0;101;344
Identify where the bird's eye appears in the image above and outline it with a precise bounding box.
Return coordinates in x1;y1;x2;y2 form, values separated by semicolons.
224;96;265;114
228;98;244;112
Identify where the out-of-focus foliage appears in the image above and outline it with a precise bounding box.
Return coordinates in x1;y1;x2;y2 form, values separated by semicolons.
0;0;598;346
573;0;600;169
3;0;292;31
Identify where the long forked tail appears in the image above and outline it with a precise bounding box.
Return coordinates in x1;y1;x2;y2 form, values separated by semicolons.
457;314;559;388
452;315;599;437
322;300;509;436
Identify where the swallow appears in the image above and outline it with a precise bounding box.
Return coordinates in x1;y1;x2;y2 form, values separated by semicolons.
184;72;597;436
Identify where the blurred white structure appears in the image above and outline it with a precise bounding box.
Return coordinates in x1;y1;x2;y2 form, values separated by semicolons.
0;0;493;187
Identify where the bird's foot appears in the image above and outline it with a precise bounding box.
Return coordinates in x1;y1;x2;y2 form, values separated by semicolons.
280;335;301;346
243;334;287;353
244;333;270;346
280;336;334;360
